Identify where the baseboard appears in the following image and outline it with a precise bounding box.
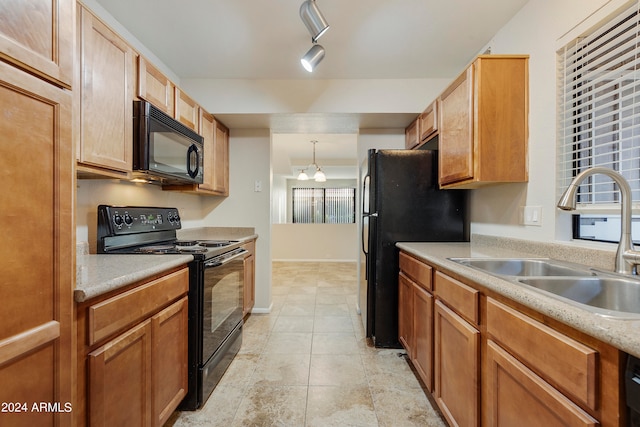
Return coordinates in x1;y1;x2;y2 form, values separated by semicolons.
249;302;273;314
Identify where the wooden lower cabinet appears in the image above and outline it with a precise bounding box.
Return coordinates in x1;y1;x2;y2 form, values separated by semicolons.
399;254;435;392
398;251;625;427
89;320;153;427
77;268;189;426
398;272;434;391
485;340;597;427
243;240;256;317
152;298;189;427
0;59;73;426
434;299;480;427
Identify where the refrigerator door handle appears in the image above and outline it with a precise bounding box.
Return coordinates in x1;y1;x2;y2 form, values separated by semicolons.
362;175;370;215
361;214;369;255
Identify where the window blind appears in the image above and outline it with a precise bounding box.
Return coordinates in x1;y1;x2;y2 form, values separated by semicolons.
557;3;640;206
292;188;355;224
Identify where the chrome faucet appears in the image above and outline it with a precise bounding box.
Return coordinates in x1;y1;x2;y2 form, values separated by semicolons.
557;167;640;275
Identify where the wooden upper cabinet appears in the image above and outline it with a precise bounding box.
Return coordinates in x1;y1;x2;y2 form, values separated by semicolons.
438;55;529;189
418;100;438;143
138;56;175;115
175;88;199;131
76;6;134;176
438;66;475;185
213;120;230;195
0;0;74;88
405;117;419;149
198;110;216;192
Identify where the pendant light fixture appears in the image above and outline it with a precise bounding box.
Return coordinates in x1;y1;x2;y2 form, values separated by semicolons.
297;140;327;182
299;0;330;43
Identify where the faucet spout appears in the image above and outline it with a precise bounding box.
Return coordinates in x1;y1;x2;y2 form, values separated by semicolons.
557;167;636;275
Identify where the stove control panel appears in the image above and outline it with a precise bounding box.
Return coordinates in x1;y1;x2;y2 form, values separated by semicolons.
98;205;181;235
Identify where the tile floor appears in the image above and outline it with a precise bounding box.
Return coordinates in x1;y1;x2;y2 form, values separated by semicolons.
167;261;446;427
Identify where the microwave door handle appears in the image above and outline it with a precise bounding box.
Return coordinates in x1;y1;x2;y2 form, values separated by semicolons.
187;144;199;178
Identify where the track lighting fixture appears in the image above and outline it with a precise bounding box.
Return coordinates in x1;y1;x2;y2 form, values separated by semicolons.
301;44;325;72
299;0;330;43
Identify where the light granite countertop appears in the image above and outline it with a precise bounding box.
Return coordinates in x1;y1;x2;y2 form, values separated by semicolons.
75;227;257;303
397;235;640;359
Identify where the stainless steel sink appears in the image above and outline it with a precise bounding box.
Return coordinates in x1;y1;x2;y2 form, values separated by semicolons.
449;258;591;277
449;257;640;318
518;276;640;317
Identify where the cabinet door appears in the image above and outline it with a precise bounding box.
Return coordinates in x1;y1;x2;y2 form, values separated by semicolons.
152;298;188;427
419;101;437;142
213;120;230;195
434;299;479;427
89;320;153;427
438;66;474;186
485;340;598;427
175;88;199;131
0;61;73;427
138;56;175;115
398;273;414;357
199;110;216;191
0;0;73;88
413;284;434;392
78;6;134;173
405;118;419;149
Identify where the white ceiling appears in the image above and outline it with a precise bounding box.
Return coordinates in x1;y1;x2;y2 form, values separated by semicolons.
94;0;529;179
94;0;528;80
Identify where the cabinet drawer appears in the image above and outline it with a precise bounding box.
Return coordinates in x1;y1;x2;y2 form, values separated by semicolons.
399;252;432;291
434;271;478;325
486;298;598;410
88;268;189;345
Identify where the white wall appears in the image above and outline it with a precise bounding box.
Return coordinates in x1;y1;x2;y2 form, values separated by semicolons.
272;224;357;261
200;129;273;312
468;0;614;244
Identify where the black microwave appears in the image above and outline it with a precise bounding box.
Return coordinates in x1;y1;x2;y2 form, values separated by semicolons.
133;100;204;184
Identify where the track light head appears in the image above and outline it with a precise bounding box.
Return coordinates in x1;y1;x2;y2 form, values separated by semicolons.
300;0;330;43
301;44;325;72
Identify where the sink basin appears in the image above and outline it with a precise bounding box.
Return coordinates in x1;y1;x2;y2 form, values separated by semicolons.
518;276;640;317
449;258;591;277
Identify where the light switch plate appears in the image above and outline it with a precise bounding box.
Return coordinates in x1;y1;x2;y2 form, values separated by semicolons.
522;206;542;226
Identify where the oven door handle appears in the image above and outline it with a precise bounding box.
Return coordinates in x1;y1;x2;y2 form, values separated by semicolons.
204;248;248;268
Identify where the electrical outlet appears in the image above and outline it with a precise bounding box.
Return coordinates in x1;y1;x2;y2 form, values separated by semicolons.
254;180;262;192
522;206;542;226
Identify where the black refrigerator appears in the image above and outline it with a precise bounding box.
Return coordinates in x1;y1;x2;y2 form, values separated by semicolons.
360;148;469;348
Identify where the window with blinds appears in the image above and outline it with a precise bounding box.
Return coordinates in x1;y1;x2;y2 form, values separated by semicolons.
557;3;640;206
292;188;355;224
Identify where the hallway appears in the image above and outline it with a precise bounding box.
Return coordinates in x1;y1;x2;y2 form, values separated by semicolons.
169;261;445;426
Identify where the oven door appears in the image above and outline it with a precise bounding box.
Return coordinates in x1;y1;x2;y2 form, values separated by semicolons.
201;248;246;362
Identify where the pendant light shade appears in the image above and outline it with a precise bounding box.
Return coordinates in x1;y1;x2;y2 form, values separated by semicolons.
299;0;330;42
297;140;327;181
301;44;325;72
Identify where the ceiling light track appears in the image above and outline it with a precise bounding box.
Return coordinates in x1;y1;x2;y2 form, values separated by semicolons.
299;0;329;72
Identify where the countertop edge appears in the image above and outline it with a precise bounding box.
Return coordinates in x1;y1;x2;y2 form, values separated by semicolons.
75;228;258;303
397;241;640;358
74;255;193;303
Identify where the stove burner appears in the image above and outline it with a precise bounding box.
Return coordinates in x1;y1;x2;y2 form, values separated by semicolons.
198;240;232;248
175;240;199;246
